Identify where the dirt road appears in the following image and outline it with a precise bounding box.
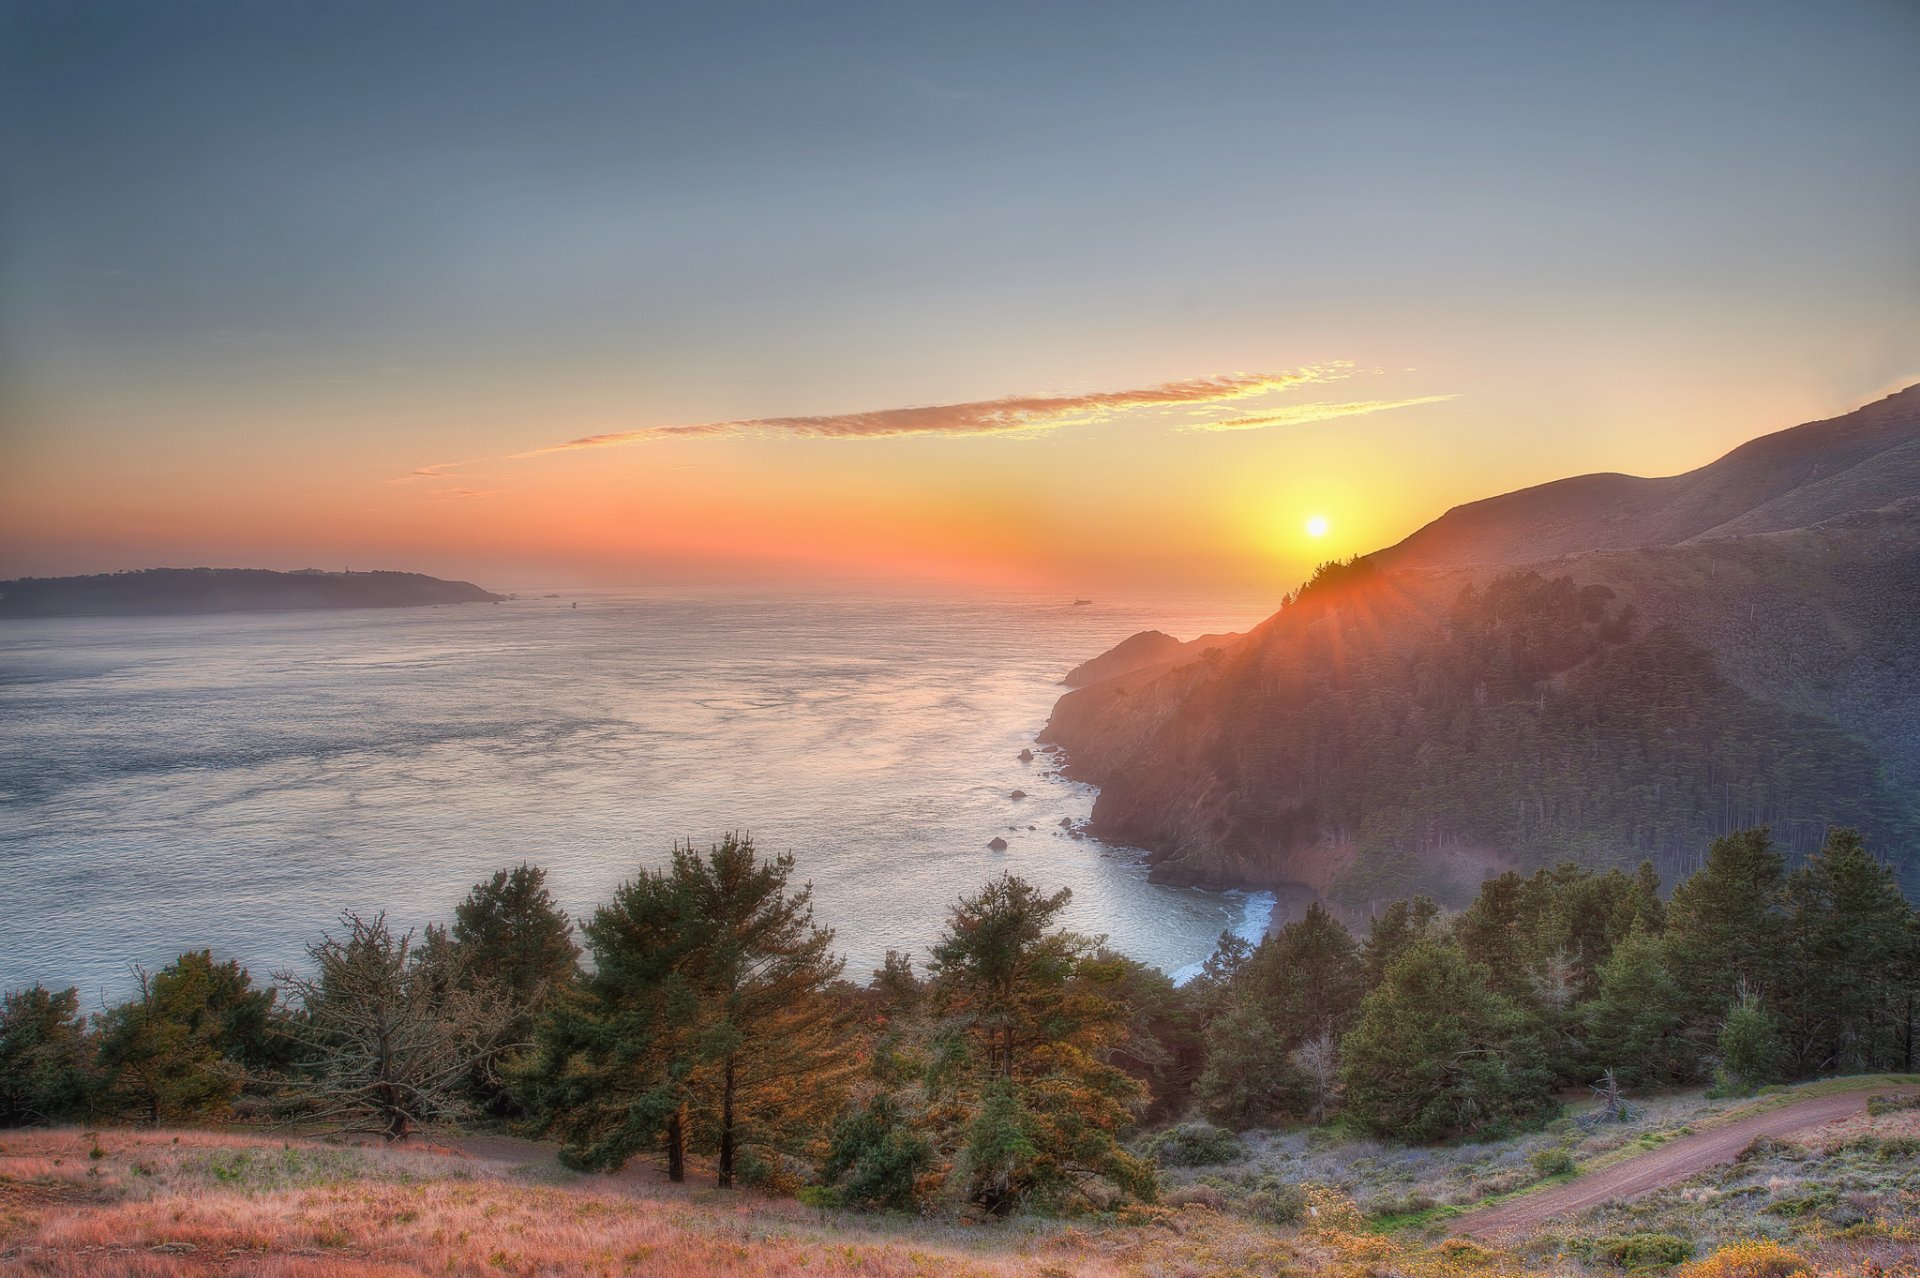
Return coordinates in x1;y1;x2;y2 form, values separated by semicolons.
1451;1087;1911;1241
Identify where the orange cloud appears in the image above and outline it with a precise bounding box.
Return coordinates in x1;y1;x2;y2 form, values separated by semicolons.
512;365;1353;456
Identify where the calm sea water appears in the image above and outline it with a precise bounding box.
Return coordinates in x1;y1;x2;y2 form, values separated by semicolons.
0;589;1279;1001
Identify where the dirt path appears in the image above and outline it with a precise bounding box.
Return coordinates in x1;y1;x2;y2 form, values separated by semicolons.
1451;1086;1912;1241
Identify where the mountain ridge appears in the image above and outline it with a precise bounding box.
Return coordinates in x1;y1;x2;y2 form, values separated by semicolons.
1042;387;1920;903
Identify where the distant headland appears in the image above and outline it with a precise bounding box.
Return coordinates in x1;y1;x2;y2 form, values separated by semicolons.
0;568;506;618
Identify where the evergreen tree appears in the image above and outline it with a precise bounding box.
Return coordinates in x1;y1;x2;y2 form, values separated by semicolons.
1780;828;1912;1073
449;863;580;1023
0;986;95;1126
1456;872;1539;1000
1247;902;1365;1045
1715;990;1787;1094
1100;953;1204;1121
1342;941;1555;1142
820;1092;933;1210
927;874;1153;1213
1192;997;1298;1127
1663;828;1786;1041
1361;895;1442;987
94;952;275;1123
435;863;579;1110
1581;924;1690;1086
1186;928;1254;1023
523;835;853;1187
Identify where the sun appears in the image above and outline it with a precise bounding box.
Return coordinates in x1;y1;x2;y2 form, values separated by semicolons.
1305;514;1330;539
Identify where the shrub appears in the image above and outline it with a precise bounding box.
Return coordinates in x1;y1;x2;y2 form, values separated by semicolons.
820;1095;934;1212
1675;1241;1808;1278
1530;1145;1576;1177
1244;1179;1308;1225
1164;1182;1227;1211
1145;1121;1244;1168
1592;1233;1695;1270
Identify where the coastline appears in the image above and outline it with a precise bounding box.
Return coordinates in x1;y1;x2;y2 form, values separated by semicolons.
1033;734;1279;985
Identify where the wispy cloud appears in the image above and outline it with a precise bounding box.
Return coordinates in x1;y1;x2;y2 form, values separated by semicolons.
512;366;1351;457
392;364;1453;487
1185;395;1457;433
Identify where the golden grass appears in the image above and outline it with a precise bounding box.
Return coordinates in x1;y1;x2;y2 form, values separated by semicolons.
0;1128;1155;1278
6;1126;1920;1278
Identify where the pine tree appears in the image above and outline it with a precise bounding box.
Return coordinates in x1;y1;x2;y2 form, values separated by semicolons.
1581;924;1690;1086
522;835;853;1188
434;863;579;1109
1780;828;1912;1073
94;951;274;1123
926;874;1152;1213
1342;941;1555;1142
1663;828;1787;1043
675;836;854;1188
1715;989;1787;1094
1361;895;1442;987
1248;902;1364;1045
0;986;96;1126
449;863;580;1022
1192;997;1298;1127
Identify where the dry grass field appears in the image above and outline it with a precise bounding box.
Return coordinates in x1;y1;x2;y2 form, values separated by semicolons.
4;1089;1920;1278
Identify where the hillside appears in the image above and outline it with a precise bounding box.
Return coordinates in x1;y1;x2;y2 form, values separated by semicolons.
1042;390;1920;904
1375;384;1920;570
1061;629;1240;687
0;568;505;618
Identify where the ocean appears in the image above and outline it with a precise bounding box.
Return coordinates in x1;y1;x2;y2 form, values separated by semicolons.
0;588;1280;1000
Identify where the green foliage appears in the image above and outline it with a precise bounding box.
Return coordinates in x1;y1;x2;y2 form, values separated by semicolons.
1530;1145;1576;1177
821;1093;933;1211
1342;941;1557;1142
449;862;579;1023
435;863;579;1113
1362;896;1442;987
1244;1178;1309;1225
1100;953;1204;1120
520;834;853;1187
95;952;275;1124
1583;925;1693;1087
1193;998;1299;1128
1144;1121;1244;1167
0;985;96;1126
1779;827;1912;1075
1663;829;1787;1040
926;874;1154;1213
1589;1232;1695;1270
1714;991;1787;1095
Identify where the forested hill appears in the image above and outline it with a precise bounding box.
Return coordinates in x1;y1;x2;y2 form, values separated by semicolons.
1042;390;1920;906
0;568;505;617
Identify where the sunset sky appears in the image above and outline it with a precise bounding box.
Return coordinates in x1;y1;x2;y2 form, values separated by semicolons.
3;0;1916;593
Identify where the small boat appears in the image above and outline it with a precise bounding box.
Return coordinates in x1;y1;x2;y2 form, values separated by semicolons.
1072;598;1093;606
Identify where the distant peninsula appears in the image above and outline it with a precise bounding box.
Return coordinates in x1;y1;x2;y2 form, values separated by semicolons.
0;568;506;618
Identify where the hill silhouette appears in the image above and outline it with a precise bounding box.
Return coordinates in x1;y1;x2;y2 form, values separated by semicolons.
0;568;504;618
